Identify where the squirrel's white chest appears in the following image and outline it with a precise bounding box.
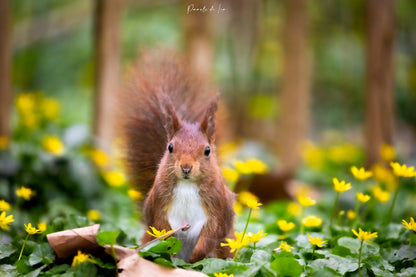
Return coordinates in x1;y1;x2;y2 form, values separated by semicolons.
168;181;207;240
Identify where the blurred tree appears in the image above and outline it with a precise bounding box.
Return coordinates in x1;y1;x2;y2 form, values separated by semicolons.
278;0;311;174
93;0;123;149
0;0;12;139
364;0;395;166
183;0;214;80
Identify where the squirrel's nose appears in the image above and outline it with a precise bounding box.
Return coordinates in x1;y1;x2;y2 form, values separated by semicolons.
181;165;193;175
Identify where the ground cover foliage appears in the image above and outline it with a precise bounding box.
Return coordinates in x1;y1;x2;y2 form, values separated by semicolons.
0;93;415;276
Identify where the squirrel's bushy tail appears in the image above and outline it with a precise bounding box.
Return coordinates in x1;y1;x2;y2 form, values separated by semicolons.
117;50;216;194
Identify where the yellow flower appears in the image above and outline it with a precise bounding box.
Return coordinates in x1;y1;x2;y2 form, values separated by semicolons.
275;241;294;252
297;194;316;207
128;189;143;201
103;171;126;187
245;158;268;174
21;113;39;129
42;136;65;155
72;250;90;267
220;237;245;253
372;186;390;203
347;210;356;220
0;211;14;230
302;215;323;227
234;160;252;175
390;162;416;178
16;93;36;114
287;202;301;216
402;217;416;232
333;178;352;193
87;210;101;221
233;202;243;215
277;220;295;232
307;234;327;248
214;273;234;277
356;193;371;203
41;98;60;121
90;149;109;167
38;222;47;232
351;166;373;181
245;198;262;210
16;186;34;201
301;141;325;170
222;167;239;183
25;223;41;235
0;136;9;150
146;226;172;239
238;191;262;209
234;232;250;246
0;200;11;211
352;228;378;243
247;230;267;243
380;144;395;162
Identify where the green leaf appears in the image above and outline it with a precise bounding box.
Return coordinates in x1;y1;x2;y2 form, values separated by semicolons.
271;254;303;277
310;254;358;275
15;257;34;274
43;264;70;275
251;249;272;265
28;243;55;266
191;258;248;274
0;264;18;277
71;261;97;277
337;237;360;255
331;245;351;257
153;257;175;268
23;264;47;277
0;244;17;260
96;230;120;247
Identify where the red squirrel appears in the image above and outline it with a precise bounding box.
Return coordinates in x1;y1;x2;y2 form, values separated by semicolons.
118;51;235;263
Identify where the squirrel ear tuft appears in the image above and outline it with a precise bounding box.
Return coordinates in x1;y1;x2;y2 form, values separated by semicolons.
200;97;218;143
160;95;181;140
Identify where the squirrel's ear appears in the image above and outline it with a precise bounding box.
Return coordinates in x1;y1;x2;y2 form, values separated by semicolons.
199;97;218;144
161;96;181;140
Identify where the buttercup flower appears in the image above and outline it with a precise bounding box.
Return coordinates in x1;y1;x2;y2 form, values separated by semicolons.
351;166;373;181
347;210;356;220
72;250;91;267
356;193;371;203
390;162;416;178
0;200;11;211
277;220;295;232
233;202;243;215
87;210;101;221
214;273;234;277
221;237;245;253
297;194;316;207
16;186;34;201
42;136;65;155
275;241;294;252
307;234;327;248
245;158;268;174
234;160;252;175
103;171;126;187
222;167;239;183
352;228;378;243
25;223;41;235
128;189;143;201
146;226;172;239
0;211;14;230
239;191;262;209
380;144;395;162
302;216;323;227
287;202;301;216
245;198;262;210
38;222;47;232
402;217;416;232
90;149;109;167
41;98;60;120
333;178;352;193
247;230;267;243
372;186;390;203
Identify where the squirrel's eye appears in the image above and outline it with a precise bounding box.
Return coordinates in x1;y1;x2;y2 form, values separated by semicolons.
204;146;211;156
168;143;173;153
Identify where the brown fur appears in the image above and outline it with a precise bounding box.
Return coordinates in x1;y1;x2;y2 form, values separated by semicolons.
118;50;235;262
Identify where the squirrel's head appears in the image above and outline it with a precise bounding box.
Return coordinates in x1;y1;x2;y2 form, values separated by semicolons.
162;97;218;181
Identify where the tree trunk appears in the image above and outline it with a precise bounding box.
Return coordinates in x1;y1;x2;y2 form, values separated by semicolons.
365;0;395;166
0;0;12;139
183;0;215;80
278;0;311;174
93;0;123;149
